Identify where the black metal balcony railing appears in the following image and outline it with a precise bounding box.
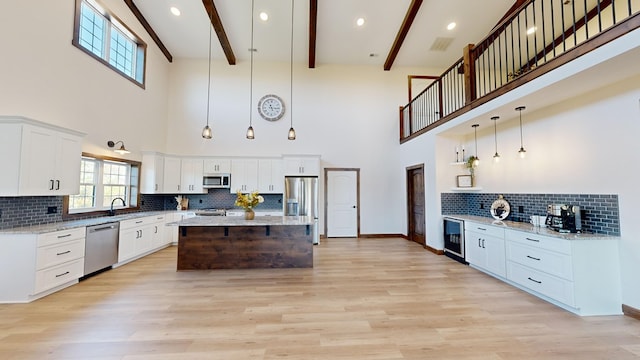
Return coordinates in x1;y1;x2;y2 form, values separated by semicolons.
400;0;640;142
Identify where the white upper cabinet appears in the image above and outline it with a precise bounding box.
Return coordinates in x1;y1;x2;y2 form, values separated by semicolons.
0;117;84;196
160;157;204;194
203;158;231;174
140;152;165;194
180;158;204;194
258;159;284;194
231;159;259;193
283;156;321;176
162;156;182;193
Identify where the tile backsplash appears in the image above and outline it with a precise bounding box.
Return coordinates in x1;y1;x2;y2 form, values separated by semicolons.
441;192;620;236
0;189;283;230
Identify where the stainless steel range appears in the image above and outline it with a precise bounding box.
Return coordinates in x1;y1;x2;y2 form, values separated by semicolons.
194;208;226;216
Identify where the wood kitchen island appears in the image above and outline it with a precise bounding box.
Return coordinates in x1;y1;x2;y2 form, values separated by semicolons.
170;216;314;270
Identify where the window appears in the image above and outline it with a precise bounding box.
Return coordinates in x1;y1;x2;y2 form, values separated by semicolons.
73;0;146;87
67;156;140;215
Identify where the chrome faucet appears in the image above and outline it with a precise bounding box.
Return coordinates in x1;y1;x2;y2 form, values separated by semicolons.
108;197;126;216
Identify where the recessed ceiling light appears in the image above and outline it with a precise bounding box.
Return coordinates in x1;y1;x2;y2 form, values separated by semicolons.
170;7;181;16
356;17;365;27
259;12;269;21
447;22;456;30
526;26;537;35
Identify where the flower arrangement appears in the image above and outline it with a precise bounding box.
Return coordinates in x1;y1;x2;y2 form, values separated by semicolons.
234;190;264;210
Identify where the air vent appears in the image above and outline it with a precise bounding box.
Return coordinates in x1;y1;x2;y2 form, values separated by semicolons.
430;37;454;51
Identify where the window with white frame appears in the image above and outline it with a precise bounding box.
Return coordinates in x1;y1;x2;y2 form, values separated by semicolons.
73;0;146;86
68;157;139;214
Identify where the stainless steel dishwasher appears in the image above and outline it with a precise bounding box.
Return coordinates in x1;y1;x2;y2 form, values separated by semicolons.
84;222;120;276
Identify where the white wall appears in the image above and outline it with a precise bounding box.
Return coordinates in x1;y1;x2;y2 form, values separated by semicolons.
166;58;438;235
0;0;171;158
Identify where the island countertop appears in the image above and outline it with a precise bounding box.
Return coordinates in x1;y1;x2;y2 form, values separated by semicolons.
168;215;314;227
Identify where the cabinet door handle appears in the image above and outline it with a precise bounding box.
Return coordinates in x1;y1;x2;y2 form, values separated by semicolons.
56;250;71;256
525;237;540;242
57;234;72;239
55;180;60;190
155;184;158;191
527;277;542;284
478;238;481;248
55;271;70;278
477;227;487;231
526;255;541;261
155;226;158;234
482;239;485;248
49;180;55;190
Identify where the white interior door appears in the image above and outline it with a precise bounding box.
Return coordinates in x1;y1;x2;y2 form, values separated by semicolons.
327;170;358;237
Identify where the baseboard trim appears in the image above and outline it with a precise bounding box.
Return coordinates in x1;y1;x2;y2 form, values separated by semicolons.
358;234;406;239
622;304;640;320
424;244;444;255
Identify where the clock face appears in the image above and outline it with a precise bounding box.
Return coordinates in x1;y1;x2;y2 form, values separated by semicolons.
258;94;285;121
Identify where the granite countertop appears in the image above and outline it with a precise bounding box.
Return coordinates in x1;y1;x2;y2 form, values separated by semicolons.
0;208;287;235
168;216;314;227
0;210;182;235
443;214;619;240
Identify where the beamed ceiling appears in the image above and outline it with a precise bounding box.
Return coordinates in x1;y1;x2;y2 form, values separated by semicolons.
127;0;517;70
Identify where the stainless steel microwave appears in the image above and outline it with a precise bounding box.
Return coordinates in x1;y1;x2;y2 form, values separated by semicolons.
203;174;230;188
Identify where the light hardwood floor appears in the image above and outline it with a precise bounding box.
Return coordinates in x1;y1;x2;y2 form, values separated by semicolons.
1;238;639;359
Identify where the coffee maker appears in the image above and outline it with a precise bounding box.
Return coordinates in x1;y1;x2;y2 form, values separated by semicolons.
546;204;582;233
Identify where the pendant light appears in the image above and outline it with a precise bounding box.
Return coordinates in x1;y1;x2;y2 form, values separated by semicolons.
201;25;213;139
472;124;480;166
491;116;500;162
516;106;526;158
246;0;256;140
287;0;296;140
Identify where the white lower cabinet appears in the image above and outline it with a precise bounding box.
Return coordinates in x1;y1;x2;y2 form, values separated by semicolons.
168;212;195;244
118;216;159;264
149;215;167;250
0;227;86;303
464;221;506;278
504;229;621;316
460;220;621;316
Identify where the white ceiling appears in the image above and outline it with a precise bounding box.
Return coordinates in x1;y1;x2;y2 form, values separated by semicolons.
134;0;516;69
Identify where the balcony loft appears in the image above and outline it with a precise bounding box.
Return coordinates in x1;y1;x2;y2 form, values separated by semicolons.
400;0;640;143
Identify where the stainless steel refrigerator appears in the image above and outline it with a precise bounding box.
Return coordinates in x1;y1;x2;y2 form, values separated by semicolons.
284;176;319;244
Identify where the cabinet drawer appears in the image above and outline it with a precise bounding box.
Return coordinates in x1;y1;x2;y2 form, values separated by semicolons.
465;222;505;238
37;227;85;247
152;215;165;223
506;241;573;280
507;261;575;307
33;258;83;294
505;229;571;254
120;217;151;230
36;238;85;270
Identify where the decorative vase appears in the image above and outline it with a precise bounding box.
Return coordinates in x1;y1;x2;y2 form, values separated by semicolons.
244;209;255;220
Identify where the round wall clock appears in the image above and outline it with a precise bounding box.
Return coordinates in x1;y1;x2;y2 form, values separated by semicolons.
490;195;511;220
257;94;285;121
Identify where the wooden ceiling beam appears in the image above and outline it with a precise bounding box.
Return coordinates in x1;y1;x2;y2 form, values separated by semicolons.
384;0;423;71
123;0;173;62
202;0;236;65
308;0;318;68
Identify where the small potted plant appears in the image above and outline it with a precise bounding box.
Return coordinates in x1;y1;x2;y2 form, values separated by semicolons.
465;156;478;183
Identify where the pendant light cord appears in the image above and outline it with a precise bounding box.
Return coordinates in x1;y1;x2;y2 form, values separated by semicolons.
206;25;212;127
249;0;255;128
289;0;294;130
519;111;524;148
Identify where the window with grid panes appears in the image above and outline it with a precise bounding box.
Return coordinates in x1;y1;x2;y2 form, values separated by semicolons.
73;0;146;86
68;157;137;214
